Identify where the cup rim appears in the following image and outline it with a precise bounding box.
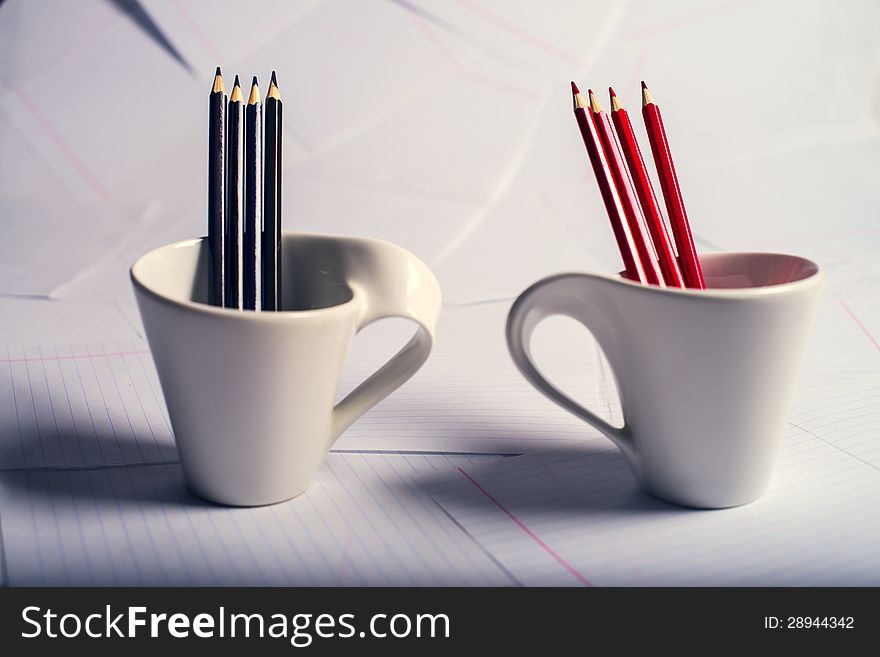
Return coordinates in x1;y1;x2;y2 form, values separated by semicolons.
130;232;383;319
606;251;823;299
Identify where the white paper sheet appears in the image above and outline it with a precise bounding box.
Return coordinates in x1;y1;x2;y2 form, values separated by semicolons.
420;428;880;586
0;303;615;470
0;452;513;585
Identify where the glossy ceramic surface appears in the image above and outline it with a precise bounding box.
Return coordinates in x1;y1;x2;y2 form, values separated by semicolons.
131;233;441;506
507;252;823;508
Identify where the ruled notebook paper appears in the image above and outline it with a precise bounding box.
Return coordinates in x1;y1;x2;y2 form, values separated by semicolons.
0;302;612;470
420;428;880;586
419;295;880;586
0;452;512;586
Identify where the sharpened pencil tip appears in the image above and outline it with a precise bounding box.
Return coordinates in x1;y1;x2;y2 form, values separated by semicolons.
641;83;654;107
216;66;222;76
609;88;622;112
230;77;243;103
212;67;224;94
268;73;281;101
570;80;579;95
248;78;261;105
588;89;603;113
641;80;647;90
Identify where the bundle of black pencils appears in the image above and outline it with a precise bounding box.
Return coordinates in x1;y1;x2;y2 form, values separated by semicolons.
208;68;283;310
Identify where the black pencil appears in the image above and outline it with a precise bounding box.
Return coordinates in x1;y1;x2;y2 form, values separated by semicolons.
262;71;282;311
225;75;244;310
208;67;226;307
244;76;262;311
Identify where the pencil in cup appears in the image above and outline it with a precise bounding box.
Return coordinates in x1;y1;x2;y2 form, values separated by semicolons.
641;82;705;289
225;76;245;309
570;82;648;284
609;87;684;288
244;77;262;311
208;68;226;306
263;71;282;311
587;89;664;287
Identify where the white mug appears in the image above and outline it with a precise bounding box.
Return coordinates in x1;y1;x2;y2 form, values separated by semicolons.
507;252;823;508
131;233;441;506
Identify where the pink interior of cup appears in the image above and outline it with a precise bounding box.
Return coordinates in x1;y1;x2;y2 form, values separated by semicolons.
619;253;819;290
699;252;819;289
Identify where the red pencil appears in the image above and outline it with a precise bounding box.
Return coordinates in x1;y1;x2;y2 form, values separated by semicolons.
588;89;664;287
641;82;705;289
609;87;684;288
571;82;647;284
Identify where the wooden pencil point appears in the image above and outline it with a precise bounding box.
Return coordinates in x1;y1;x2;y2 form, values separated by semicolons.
212;69;224;94
230;79;243;103
610;92;622;113
573;90;587;110
248;79;261;105
267;79;281;101
588;89;604;113
641;84;655;107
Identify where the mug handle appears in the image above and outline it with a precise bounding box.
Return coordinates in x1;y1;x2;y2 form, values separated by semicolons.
329;247;441;442
506;274;634;456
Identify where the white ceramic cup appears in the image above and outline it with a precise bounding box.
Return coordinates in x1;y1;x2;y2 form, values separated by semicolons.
131;233;441;506
507;252;823;509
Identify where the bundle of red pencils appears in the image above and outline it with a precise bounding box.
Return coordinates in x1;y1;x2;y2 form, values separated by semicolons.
571;81;705;289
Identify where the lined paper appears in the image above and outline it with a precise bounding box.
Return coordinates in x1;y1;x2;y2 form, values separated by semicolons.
421;426;880;586
337;302;617;453
0;452;512;586
0;303;616;470
0;339;174;470
0;298;140;345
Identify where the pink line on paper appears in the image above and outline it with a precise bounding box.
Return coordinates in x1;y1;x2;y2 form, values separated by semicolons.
409;15;540;100
453;0;581;66
169;0;224;63
0;350;150;365
841;301;880;351
457;467;593;587
622;0;754;40
15;89;111;200
412;14;541;98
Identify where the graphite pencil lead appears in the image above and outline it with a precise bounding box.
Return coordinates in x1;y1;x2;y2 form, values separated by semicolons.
230;77;243;103
212;68;224;94
271;70;278;86
588;89;604;113
609;87;622;112
215;66;222;76
248;78;261;105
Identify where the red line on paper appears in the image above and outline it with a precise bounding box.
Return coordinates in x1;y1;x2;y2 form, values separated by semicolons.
841;301;880;351
0;350;150;364
15;89;111;200
457;467;593;587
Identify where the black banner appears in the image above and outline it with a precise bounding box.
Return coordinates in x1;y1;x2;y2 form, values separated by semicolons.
0;587;875;653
